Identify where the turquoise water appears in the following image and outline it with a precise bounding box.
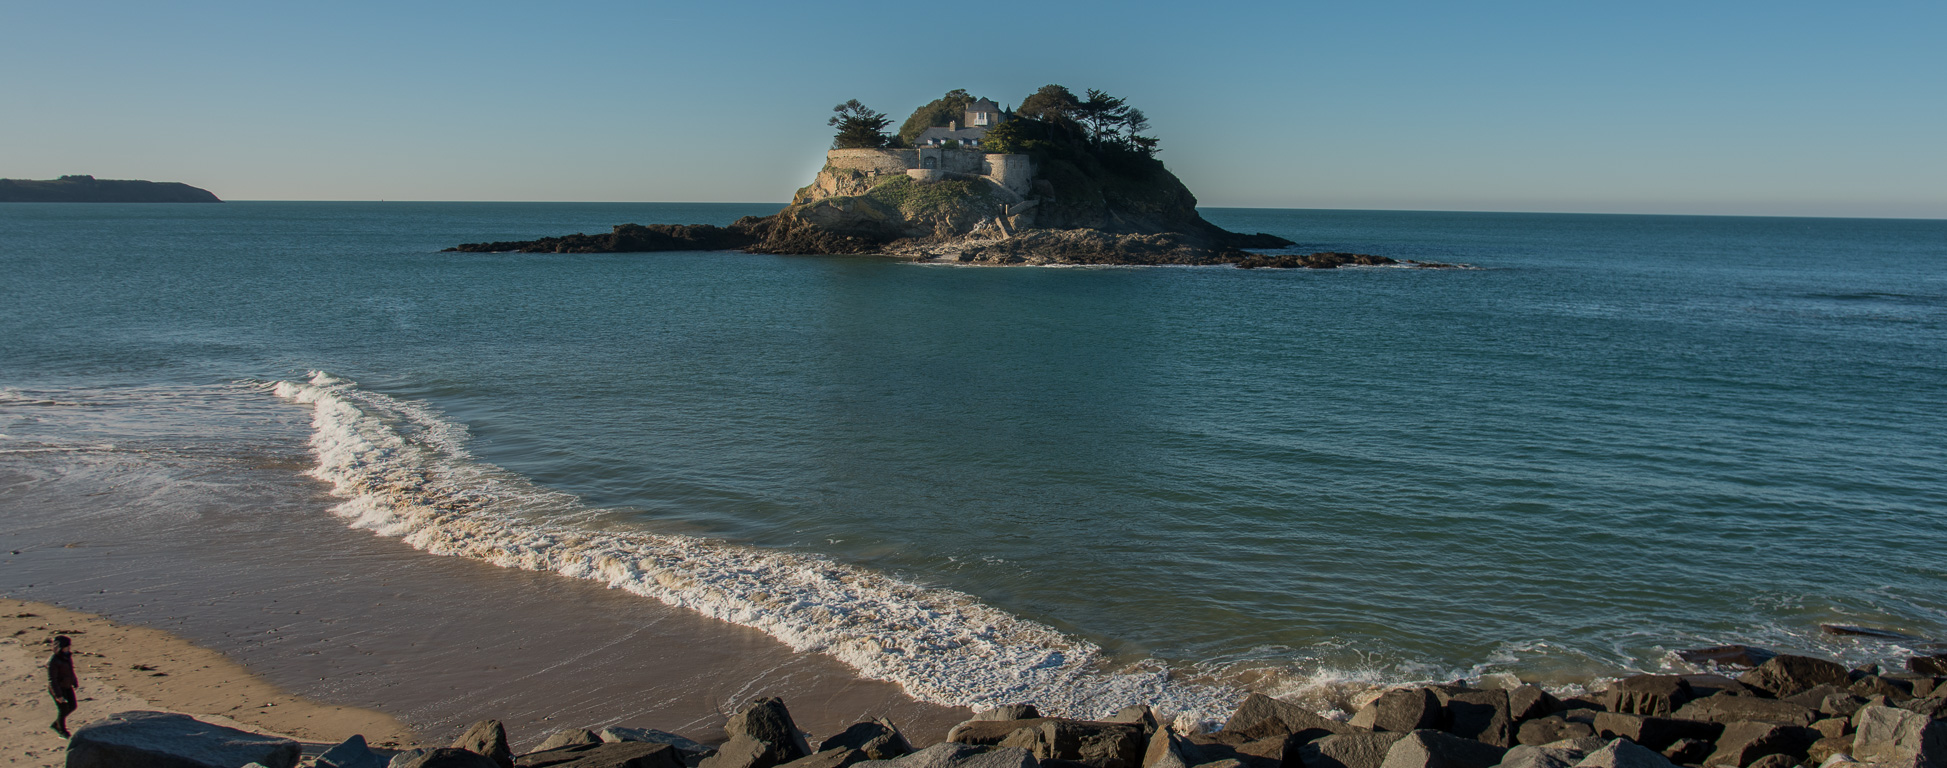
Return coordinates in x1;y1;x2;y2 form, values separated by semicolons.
3;202;1944;715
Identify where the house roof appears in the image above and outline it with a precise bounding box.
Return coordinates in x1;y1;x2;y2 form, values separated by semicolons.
916;125;990;143
966;98;1002;112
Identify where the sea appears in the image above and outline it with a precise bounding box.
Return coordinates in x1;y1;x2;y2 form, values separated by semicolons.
2;202;1943;739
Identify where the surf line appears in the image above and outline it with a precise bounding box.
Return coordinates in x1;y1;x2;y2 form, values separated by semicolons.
268;371;1239;725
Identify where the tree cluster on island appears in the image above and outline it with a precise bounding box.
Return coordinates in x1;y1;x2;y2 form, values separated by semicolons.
827;85;1158;159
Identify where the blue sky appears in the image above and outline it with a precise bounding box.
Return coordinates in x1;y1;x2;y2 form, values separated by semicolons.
4;0;1943;216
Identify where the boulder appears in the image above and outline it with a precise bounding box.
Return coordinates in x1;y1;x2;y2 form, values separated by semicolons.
780;751;870;768
1903;697;1947;721
1672;694;1818;726
729;698;814;763
1301;733;1408;768
455;720;515;768
514;742;684;768
1682;675;1755;698
1740;656;1852;698
1677;646;1777;669
65;711;301;768
1039;720;1149;768
319;735;388;768
1557;711;1602;727
1884;675;1938;699
704;740;778;768
1853;677;1917;702
1603;676;1694;717
1352;690;1442;733
1909;658;1947;677
1377;730;1505;768
1787;687;1849;710
1812;719;1850;740
976;707;1045;723
1509;687;1560;724
539;731;606;751
1569;738;1678;768
1851;705;1946;768
1110;707;1161;737
950;720;1052;747
819;721;913;760
854;743;1038;768
1820;695;1870;720
1183;731;1294;768
1744;755;1798;768
1659;739;1712;765
1226;694;1355;742
1447;691;1514;748
1145;727;1195;768
1516;719;1595;747
393;749;506;768
1589;713;1721;752
603;729;713;753
1807;736;1854;766
1706;722;1816;767
1498;738;1607;768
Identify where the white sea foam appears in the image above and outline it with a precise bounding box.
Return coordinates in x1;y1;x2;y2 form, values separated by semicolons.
270;372;1242;725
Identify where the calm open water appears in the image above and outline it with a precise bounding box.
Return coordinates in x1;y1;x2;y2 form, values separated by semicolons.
3;202;1944;720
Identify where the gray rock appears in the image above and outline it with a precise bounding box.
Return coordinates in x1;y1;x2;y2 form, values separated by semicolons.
1807;736;1854;766
455;720;514;768
723;698;813;766
1820;694;1870;719
1787;687;1849;710
392;748;504;768
1743;755;1797;768
779;750;870;768
1676;646;1777;669
602;728;713;755
1110;707;1161;737
1226;694;1355;741
1040;721;1150;768
1851;704;1946;768
320;735;389;768
1353;690;1443;733
1909;658;1947;677
1589;713;1721;752
949;720;1051;747
1672;694;1818;726
1902;697;1947;721
1182;731;1289;768
1603;677;1694;717
1852;676;1917;703
819;720;913;760
976;707;1046;723
855;743;1038;768
1378;730;1506;768
1706;722;1816;767
1659;739;1711;765
1498;737;1607;768
1448;691;1514;748
1681;675;1756;699
1741;657;1852;699
1516;719;1595;747
1568;739;1677;768
1508;688;1560;724
515;742;683;768
65;710;301;768
1300;732;1407;768
1811;719;1850;740
538;731;605;752
1145;728;1195;768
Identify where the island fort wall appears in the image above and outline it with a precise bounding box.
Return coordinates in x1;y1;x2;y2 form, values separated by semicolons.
825;148;1035;198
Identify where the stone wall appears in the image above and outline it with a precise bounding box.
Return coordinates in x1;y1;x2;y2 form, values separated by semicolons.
983;155;1035;197
826;149;919;175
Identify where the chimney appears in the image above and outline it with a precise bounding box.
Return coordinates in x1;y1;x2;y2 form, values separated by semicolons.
949;120;958;131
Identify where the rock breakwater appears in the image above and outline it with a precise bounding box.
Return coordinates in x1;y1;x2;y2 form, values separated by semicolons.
64;647;1947;768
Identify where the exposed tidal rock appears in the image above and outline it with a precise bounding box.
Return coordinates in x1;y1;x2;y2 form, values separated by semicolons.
976;707;1046;723
1351;689;1443;733
1377;729;1505;768
1224;693;1357;742
1601;676;1694;717
1676;645;1778;669
601;728;714;756
445;223;760;254
1507;687;1560;725
319;735;389;768
1911;657;1947;677
1589;713;1720;752
538;731;606;752
1301;732;1409;768
1516;719;1595;747
818;720;913;760
1672;693;1819;726
394;748;506;768
855;743;1038;768
66;710;301;768
1741;655;1853;698
1706;721;1817;767
1446;691;1514;748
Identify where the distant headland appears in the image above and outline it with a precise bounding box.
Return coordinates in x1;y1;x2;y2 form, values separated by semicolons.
0;175;221;203
448;86;1457;269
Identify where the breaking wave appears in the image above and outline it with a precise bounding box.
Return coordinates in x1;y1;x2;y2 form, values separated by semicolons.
270;372;1242;725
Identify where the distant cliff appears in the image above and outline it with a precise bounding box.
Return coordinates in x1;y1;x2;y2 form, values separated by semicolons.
0;175;221;203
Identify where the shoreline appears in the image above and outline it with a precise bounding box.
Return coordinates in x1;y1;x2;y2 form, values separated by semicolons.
0;597;413;766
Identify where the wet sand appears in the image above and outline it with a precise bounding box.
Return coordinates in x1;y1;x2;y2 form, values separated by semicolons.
0;431;971;751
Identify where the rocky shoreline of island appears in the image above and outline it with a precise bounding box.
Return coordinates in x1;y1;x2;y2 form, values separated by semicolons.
53;634;1947;768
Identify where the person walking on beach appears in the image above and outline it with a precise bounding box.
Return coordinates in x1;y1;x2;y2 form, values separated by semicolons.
48;634;78;738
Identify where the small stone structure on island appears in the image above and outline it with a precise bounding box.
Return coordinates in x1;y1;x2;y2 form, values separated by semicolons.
812;147;1036;211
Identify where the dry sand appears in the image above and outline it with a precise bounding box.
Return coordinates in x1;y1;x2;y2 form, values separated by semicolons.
1;597;414;767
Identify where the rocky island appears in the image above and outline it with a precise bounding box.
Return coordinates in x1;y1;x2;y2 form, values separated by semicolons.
448;87;1455;269
0;175;221;203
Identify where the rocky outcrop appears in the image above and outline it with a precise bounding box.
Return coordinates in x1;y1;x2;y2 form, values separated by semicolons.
65;710;300;768
0;175;221;202
538;730;606;751
699;698;814;768
456;719;515;768
446;223;760;254
397;748;509;768
1738;655;1852;698
1351;690;1443;733
515;742;684;768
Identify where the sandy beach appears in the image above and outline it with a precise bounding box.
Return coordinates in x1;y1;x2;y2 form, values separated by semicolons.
1;597;413;766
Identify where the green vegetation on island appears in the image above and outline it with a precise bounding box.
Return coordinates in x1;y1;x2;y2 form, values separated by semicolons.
0;175;221;203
